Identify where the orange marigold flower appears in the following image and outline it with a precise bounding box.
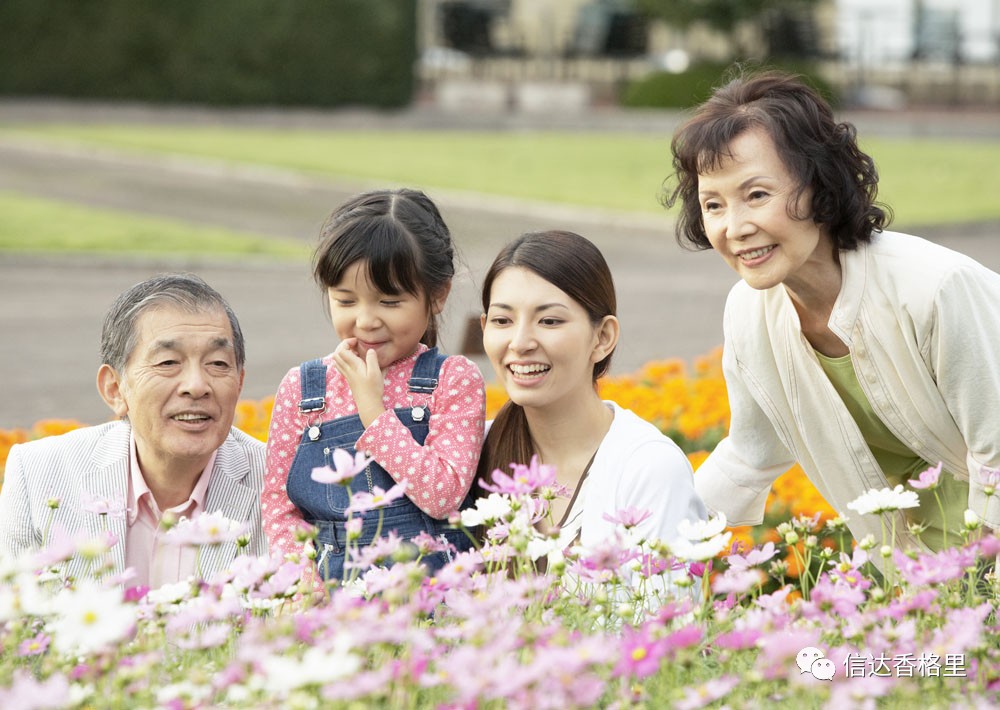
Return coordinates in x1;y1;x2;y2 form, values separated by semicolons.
31;419;87;439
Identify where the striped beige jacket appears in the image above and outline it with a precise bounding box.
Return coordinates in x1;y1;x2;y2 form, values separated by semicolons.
0;420;267;582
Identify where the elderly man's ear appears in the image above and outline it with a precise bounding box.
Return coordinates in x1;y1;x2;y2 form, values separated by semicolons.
97;364;129;419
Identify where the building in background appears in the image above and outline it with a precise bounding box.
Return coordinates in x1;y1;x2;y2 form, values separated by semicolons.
836;0;1000;65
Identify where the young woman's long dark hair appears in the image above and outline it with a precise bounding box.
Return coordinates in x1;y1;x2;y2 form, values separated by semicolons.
476;230;617;492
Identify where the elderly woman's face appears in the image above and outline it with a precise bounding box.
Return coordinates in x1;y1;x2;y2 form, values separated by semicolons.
696;128;834;293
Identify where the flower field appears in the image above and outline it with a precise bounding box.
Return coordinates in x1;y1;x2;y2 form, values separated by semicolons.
1;349;996;708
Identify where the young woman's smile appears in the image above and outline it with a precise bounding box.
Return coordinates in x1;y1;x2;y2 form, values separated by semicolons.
483;267;606;413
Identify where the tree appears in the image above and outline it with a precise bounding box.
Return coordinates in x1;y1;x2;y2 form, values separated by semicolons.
637;0;822;59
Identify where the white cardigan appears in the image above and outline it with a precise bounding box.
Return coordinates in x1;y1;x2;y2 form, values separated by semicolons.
695;231;1000;550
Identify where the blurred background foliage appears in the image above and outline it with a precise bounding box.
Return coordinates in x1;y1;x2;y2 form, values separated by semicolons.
621;59;835;108
0;0;417;107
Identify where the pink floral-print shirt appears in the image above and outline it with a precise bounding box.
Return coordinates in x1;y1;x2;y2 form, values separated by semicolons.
262;345;485;561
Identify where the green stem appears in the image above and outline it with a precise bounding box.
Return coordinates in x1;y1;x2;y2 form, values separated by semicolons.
933;488;949;549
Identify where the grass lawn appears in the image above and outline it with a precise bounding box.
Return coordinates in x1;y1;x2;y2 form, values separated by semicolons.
0;191;308;258
3;124;1000;228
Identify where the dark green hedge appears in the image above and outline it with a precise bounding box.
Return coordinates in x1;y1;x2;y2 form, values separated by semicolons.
0;0;416;107
621;61;837;109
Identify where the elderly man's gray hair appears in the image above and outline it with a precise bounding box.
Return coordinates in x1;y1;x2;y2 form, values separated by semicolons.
100;273;246;374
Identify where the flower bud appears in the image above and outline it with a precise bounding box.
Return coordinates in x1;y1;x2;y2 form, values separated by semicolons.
963;509;982;531
784;531;799;545
858;535;876;550
159;510;179;531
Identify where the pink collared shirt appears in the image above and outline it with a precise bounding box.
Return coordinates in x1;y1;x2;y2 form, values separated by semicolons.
125;432;216;589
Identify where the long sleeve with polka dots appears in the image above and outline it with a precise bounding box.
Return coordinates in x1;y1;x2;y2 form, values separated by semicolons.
262;346;485;561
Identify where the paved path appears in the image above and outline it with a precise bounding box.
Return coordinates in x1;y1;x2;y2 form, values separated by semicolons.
1;100;998;428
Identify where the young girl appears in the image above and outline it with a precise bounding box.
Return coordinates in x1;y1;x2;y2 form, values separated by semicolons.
479;230;706;555
263;189;485;581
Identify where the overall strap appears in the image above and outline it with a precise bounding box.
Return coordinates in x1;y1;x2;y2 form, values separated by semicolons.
298;359;328;413
408;347;447;394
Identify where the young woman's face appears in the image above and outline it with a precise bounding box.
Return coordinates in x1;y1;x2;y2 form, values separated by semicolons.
482;267;611;413
327;260;441;369
697;128;836;292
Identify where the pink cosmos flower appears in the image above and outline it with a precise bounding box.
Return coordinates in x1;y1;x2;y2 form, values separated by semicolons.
602;507;653;529
345;531;405;570
715;628;763;650
806;574;867;618
613;624;668;678
653;597;694;624
81;490;127;518
892;546;971;586
479;455;557;496
712;567;766;595
908;462;943;490
410;530;454;555
30;524;118;568
0;670;70;709
757;628;822;679
663;623;703;653
979;466;1000;494
675;675;740;710
345;482;408;516
124;585;150;603
879;589;938;621
726;541;778;570
163;511;248;547
754;585;793;612
311;449;372;485
18;633;50;657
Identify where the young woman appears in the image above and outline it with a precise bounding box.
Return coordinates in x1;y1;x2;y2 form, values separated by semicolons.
667;70;1000;552
479;230;706;553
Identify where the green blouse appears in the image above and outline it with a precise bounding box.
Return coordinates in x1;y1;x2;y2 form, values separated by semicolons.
815;350;969;551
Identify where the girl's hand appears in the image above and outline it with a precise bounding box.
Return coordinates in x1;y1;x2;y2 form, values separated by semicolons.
332;338;386;427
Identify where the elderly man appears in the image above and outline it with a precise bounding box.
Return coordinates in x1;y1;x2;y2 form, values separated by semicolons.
0;273;266;586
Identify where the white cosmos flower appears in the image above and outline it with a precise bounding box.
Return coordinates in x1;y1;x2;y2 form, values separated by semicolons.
260;636;361;694
676;512;728;542
846;485;920;516
526;536;560;561
47;582;136;654
145;578;196;606
670;532;732;562
459;493;513;527
164;511;248;547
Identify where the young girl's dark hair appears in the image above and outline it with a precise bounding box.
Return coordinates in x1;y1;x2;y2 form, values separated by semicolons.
313;188;455;347
666;69;891;252
476;230;617;488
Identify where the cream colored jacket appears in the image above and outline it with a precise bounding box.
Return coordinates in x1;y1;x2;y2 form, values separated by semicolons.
695;231;1000;550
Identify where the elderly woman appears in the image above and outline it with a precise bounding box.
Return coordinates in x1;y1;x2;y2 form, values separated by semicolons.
666;70;1000;552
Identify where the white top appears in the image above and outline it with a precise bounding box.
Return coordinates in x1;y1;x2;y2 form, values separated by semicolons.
564;401;707;550
695;231;1000;550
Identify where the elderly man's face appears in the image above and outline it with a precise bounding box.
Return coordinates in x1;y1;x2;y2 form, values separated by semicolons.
101;305;244;473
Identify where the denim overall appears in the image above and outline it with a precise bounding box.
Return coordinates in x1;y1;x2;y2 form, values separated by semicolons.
285;348;473;582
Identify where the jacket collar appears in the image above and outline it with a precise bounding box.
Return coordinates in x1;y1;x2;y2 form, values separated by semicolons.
82;421;255;583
